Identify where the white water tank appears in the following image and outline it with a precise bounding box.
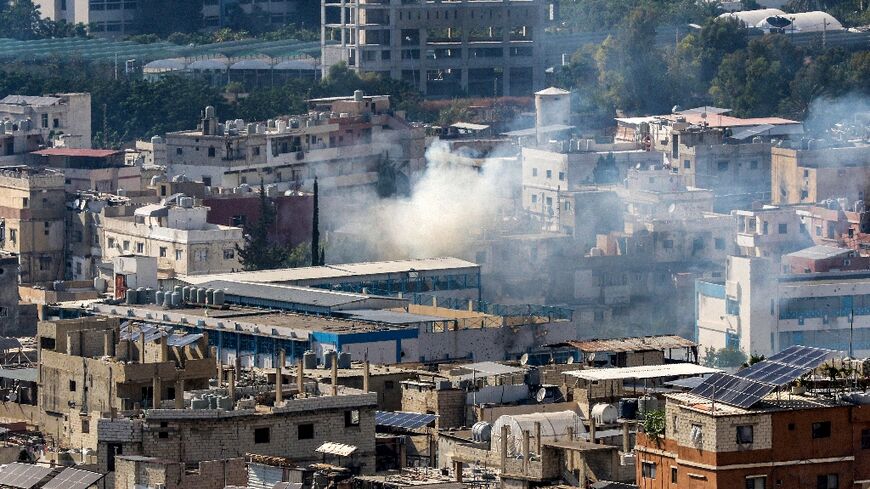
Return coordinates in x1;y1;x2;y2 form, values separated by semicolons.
591;403;618;425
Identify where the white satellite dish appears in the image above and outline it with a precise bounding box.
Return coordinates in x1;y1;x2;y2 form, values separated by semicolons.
588;352;597;363
566;356;574;365
668;203;676;213
536;388;547;403
520;353;529;366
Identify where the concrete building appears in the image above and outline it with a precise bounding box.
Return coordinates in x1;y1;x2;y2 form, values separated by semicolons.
101;194;243;278
321;0;548;97
164;94;425;199
696;255;870;358
203;189;313;249
0;252;20;337
771;144;870;205
732;205;813;259
782;245;870;274
0;93;91;151
28;147;141;193
0;167;66;283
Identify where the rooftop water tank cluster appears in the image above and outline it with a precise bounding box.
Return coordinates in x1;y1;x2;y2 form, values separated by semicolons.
190;393;233;410
127;285;225;309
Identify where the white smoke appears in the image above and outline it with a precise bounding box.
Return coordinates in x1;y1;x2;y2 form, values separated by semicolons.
331;140;516;259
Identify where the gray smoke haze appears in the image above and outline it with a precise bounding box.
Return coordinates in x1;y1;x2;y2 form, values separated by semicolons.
803;93;870;140
326;140;518;260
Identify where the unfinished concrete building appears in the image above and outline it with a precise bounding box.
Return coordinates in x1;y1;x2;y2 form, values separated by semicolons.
321;0;548;97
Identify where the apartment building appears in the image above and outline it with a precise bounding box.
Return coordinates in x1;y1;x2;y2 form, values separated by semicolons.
732;205;813;259
28;147;141;193
164;93;425;197
321;0;548;97
772;144;870;205
0;93;91;159
35;0;302;37
101;194;243;277
697;254;870;358
0;167;66;283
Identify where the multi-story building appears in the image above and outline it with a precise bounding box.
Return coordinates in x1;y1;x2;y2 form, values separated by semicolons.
0;167;66;283
732;205;813;259
34;0;303;37
101;194;243;278
771;144;870;205
163;93;425;199
697;254;870;357
321;0;548;97
0;93;91;158
28;147;141;193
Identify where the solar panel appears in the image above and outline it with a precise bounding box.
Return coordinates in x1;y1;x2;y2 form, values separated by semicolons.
767;345;834;369
167;334;203;348
689;373;776;409
735;346;836;386
375;411;438;430
0;463;55;489
42;467;103;489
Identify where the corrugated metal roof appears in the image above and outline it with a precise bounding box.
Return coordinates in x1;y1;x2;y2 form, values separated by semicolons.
198;280;374;308
0;95;61;106
338;309;447;325
315;442;357;457
564;363;719;381
458;361;524;376
563;335;696;352
31;148;121;158
786;245;853;260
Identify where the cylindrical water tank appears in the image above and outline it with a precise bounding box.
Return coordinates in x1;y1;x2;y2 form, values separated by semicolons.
182;286;191;302
205;106;216;118
619;399;638;420
338;352;352;369
93;277;107;293
144;287;154;304
162;290;172;308
196;287;207;304
155;290;165;306
591;403;618;425
191;398;209;409
354;89;364;102
136;288;145;304
472;421;492;442
125;289;137;305
324;351;337;369
205;288;215;304
213;289;225;306
303;351;317;370
216;396;232;410
170;292;181;308
173;285;183;296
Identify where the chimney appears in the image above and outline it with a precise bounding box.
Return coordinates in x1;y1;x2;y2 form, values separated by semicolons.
296;357;304;396
331;355;338;396
363;360;370;392
175;378;185;409
275;349;285;406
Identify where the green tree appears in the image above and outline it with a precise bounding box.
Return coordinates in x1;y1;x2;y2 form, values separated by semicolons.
695;17;748;83
0;0;44;40
235;182;287;270
642;410;666;440
310;178;322;267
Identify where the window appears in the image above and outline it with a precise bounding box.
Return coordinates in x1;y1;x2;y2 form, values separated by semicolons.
21;197;28;208
41;114;48;128
136;242;144;253
298;423;314;439
159;247;167;258
223;249;235;260
812;421;831;438
53;118;59;128
532;168;538;177
107;237;115;249
545;169;552;179
69;380;77;392
817;474;838;489
254;427;270;444
641;461;656;479
8;229;15;243
671;467;678;483
122;240;130;251
208;146;216;157
175;250;182;261
861;429;870;449
750;160;759;169
663;239;674;249
788;423;795;431
345;409;360;426
81;418;90;433
531;195;537;204
715;238;726;250
736;425;754;444
746;476;766;489
384;381;395;390
44;221;50;236
684;159;691;169
176;147;183;155
717;160;729;171
545;197;552;207
778;223;788;234
558;172;565;181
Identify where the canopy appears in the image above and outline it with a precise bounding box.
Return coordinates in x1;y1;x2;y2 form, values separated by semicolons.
490;410;584;456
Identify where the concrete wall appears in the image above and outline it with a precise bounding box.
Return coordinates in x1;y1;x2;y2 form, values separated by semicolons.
114;456;246;489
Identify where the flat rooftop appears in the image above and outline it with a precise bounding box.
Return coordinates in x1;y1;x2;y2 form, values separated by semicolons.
181;257;479;285
667;391;848;416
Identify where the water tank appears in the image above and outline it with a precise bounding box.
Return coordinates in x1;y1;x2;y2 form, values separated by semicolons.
155;290;165;306
205;288;215;304
472;421;492;442
535;88;571;130
173;285;183;296
216;396;232;410
204;106;216;118
125;289;138;305
144;287;155;304
338;352;352;369
196;287;207;304
303;351;317;370
208;395;218;409
150;135;164;145
246;123;256;134
591;403;618;425
170;292;181;308
182;286;191;302
179;197;194;208
212;289;225;306
93;277;107;293
324;351;337;369
354;89;364;102
276;120;287;132
290;118;299;129
618;398;638;420
3;121;12;132
267;119;275;129
162;290;172;308
190;398;209;409
638;396;659;416
53;280;66;292
234;119;245;131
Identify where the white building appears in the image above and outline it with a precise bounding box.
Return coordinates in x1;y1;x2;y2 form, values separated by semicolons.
101;194;243;278
696;255;870;358
0;93;92;157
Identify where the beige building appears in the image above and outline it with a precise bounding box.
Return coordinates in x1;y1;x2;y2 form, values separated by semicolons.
101;194;243;278
0;93;91;153
164;93;425;198
321;0;548;97
771;144;870;205
0;167;66;283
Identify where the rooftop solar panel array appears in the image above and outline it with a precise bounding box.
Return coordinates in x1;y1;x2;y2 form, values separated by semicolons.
0;463;55;489
41;467;103;489
375;411;438;430
689;372;776;409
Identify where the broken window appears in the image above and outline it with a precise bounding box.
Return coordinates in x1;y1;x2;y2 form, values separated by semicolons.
345;409;360;427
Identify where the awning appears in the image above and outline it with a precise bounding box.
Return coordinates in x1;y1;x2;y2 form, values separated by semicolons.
458;361;524;377
564;363;720;382
315;442;358;457
450;122;490;131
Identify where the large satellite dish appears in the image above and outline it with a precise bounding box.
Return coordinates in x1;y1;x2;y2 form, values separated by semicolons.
766;16;792;28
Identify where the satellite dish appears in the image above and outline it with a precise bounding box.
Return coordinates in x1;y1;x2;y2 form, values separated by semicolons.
566;356;574;365
668;203;677;214
520;353;529;366
766;16;791;28
635;163;642;170
536;388;547;403
588;352;597;363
